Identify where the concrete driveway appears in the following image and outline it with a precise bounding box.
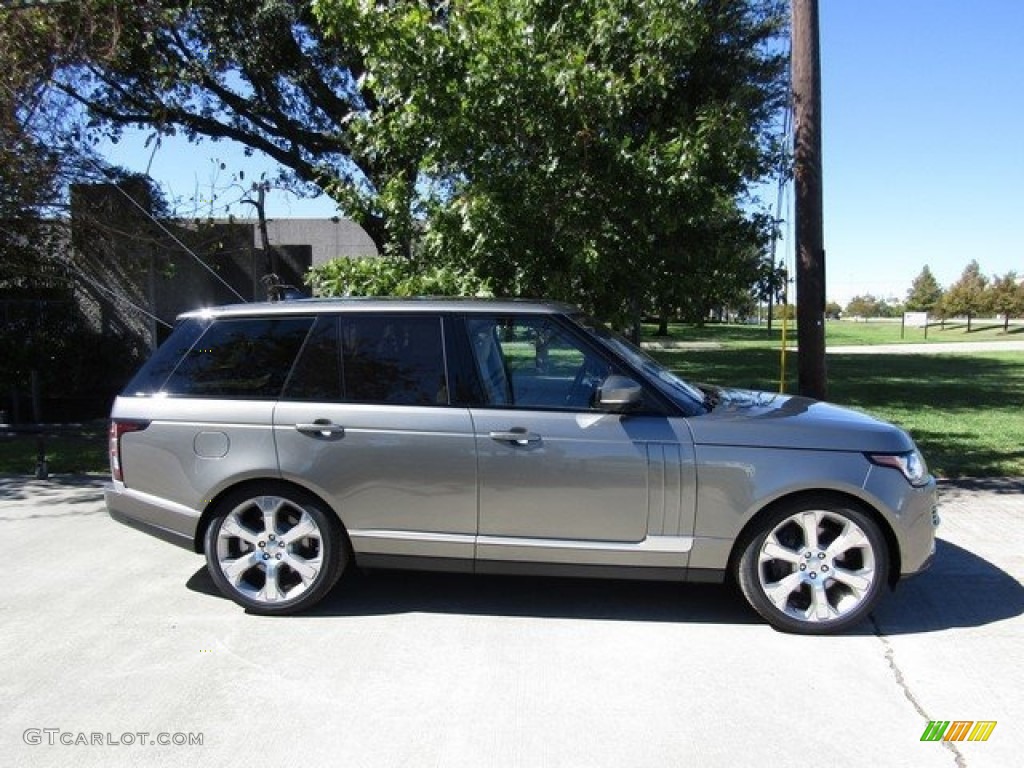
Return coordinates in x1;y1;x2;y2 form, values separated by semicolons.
1;475;1021;768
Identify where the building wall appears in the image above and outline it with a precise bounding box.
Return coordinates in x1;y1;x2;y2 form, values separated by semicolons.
69;184;378;351
259;218;379;266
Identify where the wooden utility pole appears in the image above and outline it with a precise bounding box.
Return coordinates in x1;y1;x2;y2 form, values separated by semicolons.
792;0;827;400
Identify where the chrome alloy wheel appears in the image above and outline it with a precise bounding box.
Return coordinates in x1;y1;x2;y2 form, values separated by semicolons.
214;495;326;606
757;508;878;624
736;498;890;633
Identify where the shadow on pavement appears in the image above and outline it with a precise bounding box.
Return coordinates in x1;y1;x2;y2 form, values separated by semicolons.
0;474;107;504
186;537;1022;633
187;567;759;626
868;538;1024;635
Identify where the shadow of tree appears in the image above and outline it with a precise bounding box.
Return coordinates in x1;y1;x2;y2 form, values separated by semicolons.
0;474;107;502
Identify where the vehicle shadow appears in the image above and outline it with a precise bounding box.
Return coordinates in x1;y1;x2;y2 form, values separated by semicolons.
186;566;758;625
865;538;1024;635
186;538;1022;634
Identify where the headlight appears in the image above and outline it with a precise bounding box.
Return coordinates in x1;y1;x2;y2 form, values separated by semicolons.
867;450;930;487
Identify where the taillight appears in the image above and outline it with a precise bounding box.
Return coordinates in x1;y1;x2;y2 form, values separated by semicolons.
109;420;149;483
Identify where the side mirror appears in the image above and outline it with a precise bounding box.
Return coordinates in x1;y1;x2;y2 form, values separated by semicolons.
596;375;643;412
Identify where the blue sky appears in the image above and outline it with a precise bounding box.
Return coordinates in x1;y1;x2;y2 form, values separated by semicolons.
99;0;1023;306
816;0;1023;304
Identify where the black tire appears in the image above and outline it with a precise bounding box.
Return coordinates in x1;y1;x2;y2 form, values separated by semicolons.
735;497;889;634
204;483;347;615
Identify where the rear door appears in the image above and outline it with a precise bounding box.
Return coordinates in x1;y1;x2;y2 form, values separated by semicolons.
273;313;478;564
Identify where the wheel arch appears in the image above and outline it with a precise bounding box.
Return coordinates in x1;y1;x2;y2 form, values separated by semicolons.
193;478;352;557
725;489;901;587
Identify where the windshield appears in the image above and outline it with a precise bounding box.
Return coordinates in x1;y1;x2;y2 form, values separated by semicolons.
568;314;708;414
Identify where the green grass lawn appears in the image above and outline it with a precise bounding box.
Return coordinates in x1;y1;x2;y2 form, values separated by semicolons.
644;318;1024;347
0;423;108;476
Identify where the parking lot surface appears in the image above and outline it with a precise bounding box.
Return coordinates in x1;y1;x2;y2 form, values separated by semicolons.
1;475;1021;768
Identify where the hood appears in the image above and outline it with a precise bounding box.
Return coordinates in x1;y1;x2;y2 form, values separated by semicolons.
686;387;915;453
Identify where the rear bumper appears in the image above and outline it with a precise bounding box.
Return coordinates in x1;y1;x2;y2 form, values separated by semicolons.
105;483;199;551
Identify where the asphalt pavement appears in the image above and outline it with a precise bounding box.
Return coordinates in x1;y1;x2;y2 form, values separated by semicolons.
1;474;1021;768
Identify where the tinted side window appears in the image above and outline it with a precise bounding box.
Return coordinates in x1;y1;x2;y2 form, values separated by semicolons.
122;317;208;396
342;316;447;405
283;316;342;401
161;317;313;398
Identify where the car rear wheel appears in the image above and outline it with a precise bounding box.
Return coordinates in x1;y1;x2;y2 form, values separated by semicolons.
736;498;889;634
204;485;346;615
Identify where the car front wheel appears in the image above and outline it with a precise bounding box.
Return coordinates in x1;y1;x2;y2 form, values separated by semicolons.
736;498;889;634
204;485;346;615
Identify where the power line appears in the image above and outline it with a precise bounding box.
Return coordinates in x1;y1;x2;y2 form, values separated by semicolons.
70;265;175;329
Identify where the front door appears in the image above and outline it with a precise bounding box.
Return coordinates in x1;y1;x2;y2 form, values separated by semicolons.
463;314;695;569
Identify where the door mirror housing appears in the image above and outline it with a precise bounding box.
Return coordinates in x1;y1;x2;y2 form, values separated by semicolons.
595;375;643;412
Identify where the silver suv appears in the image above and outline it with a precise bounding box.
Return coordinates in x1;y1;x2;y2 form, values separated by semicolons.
106;298;938;633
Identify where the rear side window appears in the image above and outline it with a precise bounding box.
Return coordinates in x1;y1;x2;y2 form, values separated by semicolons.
160;316;313;399
283;316;343;401
122;317;208;396
284;315;447;405
344;315;447;404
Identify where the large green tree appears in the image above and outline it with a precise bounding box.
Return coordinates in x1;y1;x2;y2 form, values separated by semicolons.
844;294;901;319
30;0;786;317
314;0;787;319
0;0;137;362
988;271;1023;332
905;265;943;313
54;0;421;256
1;1;120;246
941;259;990;332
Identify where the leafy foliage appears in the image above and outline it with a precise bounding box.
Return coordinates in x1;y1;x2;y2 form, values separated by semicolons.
844;295;902;319
45;0;787;316
904;265;943;313
306;256;492;298
987;272;1024;331
0;0;130;290
52;0;422;255
939;260;989;330
321;0;789;319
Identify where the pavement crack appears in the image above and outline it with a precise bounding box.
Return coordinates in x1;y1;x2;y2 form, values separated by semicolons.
870;613;966;768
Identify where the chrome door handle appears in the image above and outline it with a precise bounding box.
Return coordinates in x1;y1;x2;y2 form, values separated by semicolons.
295;420;345;437
489;429;540;446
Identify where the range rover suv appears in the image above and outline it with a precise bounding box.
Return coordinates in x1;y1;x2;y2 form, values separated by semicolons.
106;298;938;633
